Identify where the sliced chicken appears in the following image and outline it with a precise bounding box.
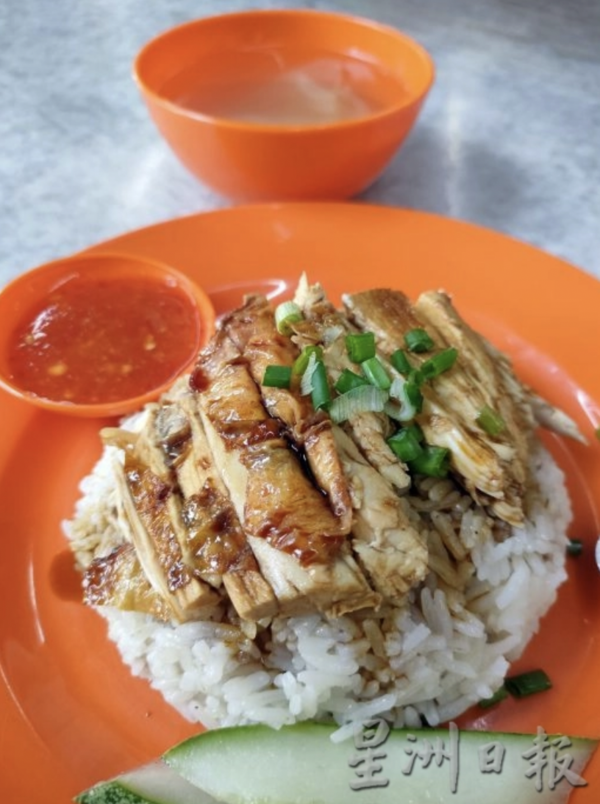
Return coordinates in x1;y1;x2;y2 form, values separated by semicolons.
481;338;587;444
343;288;531;525
221;294;353;529
293;278;411;492
73;277;587;631
332;426;428;599
164;393;280;622
82;543;171;621
113;447;220;623
192;328;381;617
528;392;587;443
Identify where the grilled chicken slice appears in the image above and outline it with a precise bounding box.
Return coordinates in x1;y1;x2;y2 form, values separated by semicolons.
343;288;530;525
528;392;586;442
82;543;171;620
112;449;220;623
191;328;381;617
481;339;587;444
221;294;353;529
161;393;280;622
332;426;428;599
293;278;411;492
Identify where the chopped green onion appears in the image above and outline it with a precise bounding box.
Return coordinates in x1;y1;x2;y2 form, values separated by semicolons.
420;348;458;380
505;669;552;698
262;365;292;389
567;539;583;557
292;345;322;376
404;328;434;353
275;301;303;335
390;349;412;375
300;351;319;396
310;360;331;411
386;377;424;422
387;428;424;462
405;380;424;413
408;445;451;478
386;378;417;422
478;686;508;709
406;422;425;443
328;385;388;424
361;356;391;390
477;404;506;436
409;368;426;388
595;426;600;441
345;332;376;363
334;369;369;394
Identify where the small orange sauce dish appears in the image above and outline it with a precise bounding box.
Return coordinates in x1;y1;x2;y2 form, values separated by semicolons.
0;253;215;417
134;9;435;201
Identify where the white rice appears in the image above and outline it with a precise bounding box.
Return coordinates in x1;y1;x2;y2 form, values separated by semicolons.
63;432;571;731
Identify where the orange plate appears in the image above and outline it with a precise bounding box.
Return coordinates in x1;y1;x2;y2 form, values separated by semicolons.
1;203;599;803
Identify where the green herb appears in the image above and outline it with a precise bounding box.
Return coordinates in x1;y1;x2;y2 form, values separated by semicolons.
405;422;425;443
390;349;412;375
292;345;322;376
419;348;458;380
328;385;388;424
387;428;424;462
334;369;369;394
595;426;600;441
477;404;506;436
405;380;424;414
361;356;392;390
345;332;376;363
408;445;451;478
505;669;552;698
478;686;509;709
404;328;434;353
274;301;303;335
262;365;292;389
567;539;583;557
310;361;331;411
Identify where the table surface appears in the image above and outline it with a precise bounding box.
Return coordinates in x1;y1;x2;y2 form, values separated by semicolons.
1;0;599;286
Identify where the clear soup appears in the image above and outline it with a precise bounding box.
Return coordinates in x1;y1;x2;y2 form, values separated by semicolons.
160;47;407;126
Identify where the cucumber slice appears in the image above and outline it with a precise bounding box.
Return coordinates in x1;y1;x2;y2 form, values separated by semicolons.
75;760;219;804
165;722;598;804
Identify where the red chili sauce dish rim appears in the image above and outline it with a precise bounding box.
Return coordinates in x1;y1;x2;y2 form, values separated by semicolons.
0;252;216;417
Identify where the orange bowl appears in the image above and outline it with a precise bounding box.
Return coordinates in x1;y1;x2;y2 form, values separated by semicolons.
0;252;215;417
134;10;435;201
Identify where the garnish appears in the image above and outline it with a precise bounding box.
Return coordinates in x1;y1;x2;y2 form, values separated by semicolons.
345;332;376;363
390;348;412;375
262;365;292;389
361;356;392;390
292;345;322;376
387;428;424;462
408;445;451;478
504;669;552;698
275;301;303;335
334;369;369;394
310;360;331;411
478;686;509;709
477;404;506;436
404;328;434;353
328;385;388;424
419;347;458;380
386;377;420;422
300;351;320;395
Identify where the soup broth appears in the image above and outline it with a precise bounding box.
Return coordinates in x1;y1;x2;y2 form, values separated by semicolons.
161;48;406;126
